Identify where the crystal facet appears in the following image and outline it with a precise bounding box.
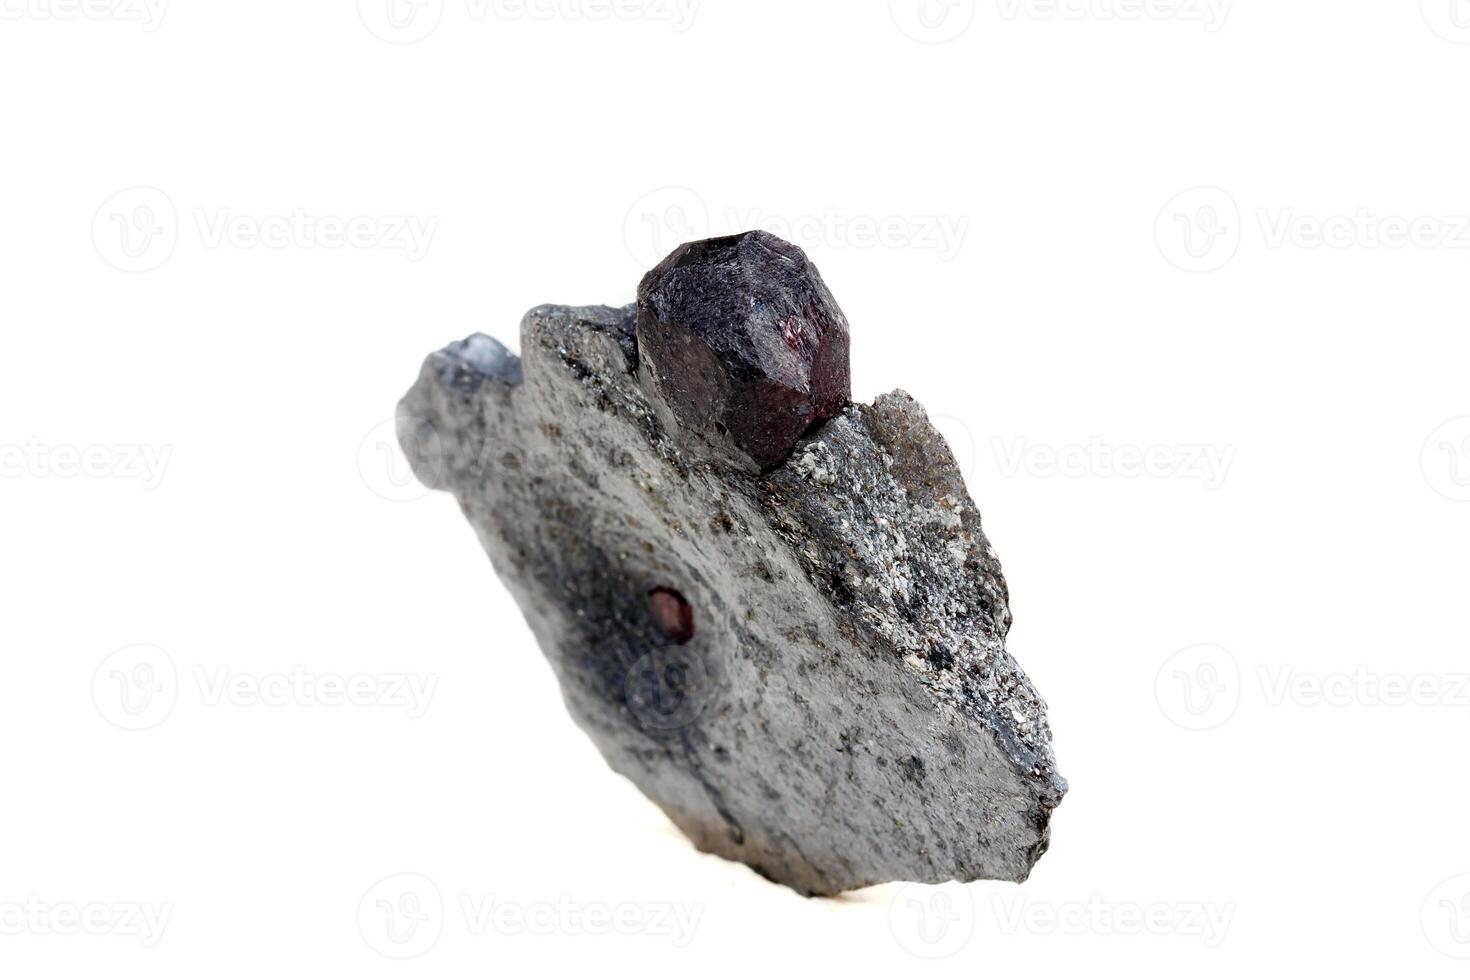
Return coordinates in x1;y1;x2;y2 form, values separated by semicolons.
635;231;851;472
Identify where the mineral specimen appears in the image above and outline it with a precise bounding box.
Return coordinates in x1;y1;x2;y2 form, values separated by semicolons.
636;231;850;472
398;233;1065;896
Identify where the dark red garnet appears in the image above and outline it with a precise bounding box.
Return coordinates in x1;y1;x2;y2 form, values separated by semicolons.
648;587;695;644
635;231;851;473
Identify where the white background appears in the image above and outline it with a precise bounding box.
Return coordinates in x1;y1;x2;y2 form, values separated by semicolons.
3;0;1470;975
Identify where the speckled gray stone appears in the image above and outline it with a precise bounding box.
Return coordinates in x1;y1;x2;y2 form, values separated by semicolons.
398;252;1064;896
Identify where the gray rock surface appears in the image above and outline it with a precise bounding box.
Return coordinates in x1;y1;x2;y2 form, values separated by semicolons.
398;255;1065;896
